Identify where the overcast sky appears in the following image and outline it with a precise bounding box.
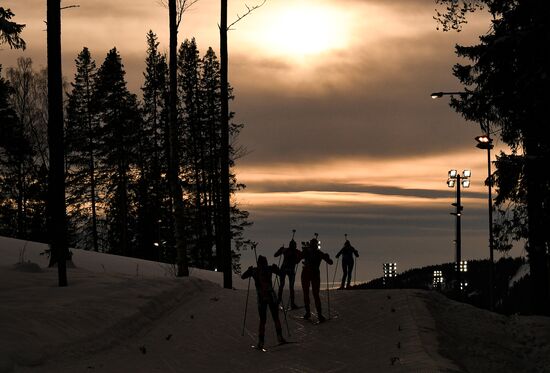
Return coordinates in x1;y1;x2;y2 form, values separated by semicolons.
1;0;519;281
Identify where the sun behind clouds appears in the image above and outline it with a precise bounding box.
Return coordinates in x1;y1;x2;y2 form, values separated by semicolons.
257;3;353;59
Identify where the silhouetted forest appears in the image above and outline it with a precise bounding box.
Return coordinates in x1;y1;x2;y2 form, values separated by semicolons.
359;257;532;314
0;32;252;272
435;0;550;315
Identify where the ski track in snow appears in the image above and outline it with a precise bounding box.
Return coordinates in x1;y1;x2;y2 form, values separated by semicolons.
8;236;549;372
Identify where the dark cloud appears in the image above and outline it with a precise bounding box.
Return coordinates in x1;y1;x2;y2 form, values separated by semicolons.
245;180;487;200
230;30;485;165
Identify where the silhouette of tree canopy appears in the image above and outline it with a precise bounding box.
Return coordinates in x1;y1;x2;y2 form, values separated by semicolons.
0;28;252;276
0;7;26;50
65;48;102;252
0;59;49;243
436;0;550;314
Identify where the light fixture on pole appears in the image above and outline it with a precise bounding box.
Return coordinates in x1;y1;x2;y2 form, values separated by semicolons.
433;91;496;303
383;262;397;287
447;169;471;293
430;91;466;99
476;132;495;310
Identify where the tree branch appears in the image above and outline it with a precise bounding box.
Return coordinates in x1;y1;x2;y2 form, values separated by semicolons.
227;0;266;31
60;5;80;10
159;0;200;29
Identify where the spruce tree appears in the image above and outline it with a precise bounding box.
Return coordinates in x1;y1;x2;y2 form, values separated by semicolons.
94;48;141;256
437;0;550;314
178;38;205;266
65;47;102;251
139;31;172;261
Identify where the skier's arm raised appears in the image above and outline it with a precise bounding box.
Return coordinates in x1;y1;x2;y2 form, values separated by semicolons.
274;246;285;257
322;252;334;265
241;266;254;279
270;263;281;276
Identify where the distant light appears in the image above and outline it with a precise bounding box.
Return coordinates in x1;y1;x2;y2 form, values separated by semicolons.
433;270;444;285
383;262;397;276
383;262;397;285
214;268;218;272
462;179;471;188
447;179;456;187
448;169;458;178
153;242;159;247
430;91;467;99
475;135;494;149
463;169;471;178
475;135;491;143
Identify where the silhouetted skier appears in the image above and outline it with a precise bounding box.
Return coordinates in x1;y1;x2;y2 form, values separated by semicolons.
336;240;359;289
241;255;286;349
301;238;333;322
274;239;302;309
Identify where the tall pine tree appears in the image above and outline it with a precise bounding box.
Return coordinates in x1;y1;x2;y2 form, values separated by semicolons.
138;31;172;261
94;48;141;256
65;47;103;251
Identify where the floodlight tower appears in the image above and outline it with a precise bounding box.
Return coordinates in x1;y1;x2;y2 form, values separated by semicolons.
447;169;471;292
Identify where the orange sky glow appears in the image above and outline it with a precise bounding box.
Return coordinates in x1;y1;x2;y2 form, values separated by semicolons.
1;0;512;281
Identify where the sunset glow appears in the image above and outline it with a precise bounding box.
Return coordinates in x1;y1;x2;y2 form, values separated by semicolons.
1;0;502;279
256;4;352;59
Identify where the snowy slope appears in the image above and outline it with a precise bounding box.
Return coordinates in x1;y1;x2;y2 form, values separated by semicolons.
2;236;549;373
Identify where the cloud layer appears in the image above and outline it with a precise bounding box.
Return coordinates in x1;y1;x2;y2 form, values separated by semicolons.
1;0;508;280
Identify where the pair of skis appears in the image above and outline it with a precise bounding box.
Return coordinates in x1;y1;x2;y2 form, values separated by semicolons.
251;340;298;352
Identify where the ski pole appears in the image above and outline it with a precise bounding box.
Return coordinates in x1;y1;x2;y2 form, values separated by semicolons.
354;257;358;286
332;256;339;288
241;276;251;336
326;261;331;320
273;269;291;337
252;242;258;264
280;284;291;337
271;242;290;336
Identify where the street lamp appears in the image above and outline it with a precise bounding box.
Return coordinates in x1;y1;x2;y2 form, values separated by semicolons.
447;169;471;292
430;91;466;99
476;132;495;309
433;91;496;307
383;262;397;287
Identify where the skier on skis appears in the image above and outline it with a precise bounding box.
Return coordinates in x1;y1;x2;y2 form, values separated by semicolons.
336;240;359;289
274;239;302;309
300;238;333;322
241;255;287;349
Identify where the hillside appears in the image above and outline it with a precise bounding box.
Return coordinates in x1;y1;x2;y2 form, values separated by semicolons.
1;236;549;372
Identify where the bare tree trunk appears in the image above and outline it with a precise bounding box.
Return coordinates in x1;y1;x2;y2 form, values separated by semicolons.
219;0;232;289
46;0;68;286
168;0;188;277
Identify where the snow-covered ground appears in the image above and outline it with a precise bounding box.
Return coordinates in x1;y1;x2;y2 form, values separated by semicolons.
1;236;549;372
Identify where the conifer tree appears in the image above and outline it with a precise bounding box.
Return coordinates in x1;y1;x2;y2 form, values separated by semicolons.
0;7;26;50
65;47;102;251
436;0;550;314
139;31;172;261
178;38;205;266
94;48;141;256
